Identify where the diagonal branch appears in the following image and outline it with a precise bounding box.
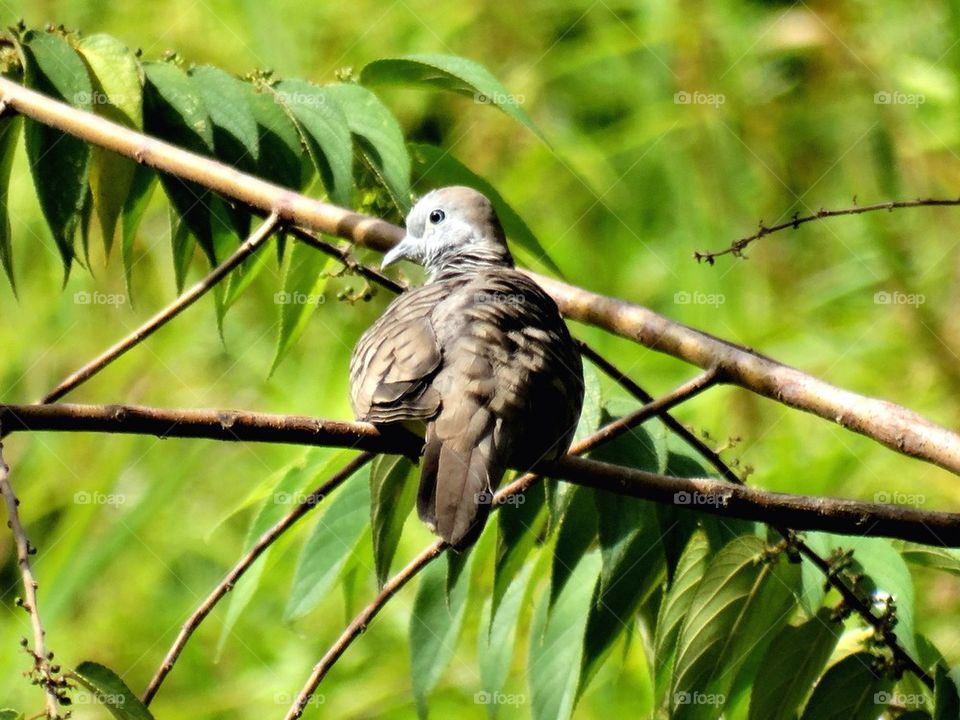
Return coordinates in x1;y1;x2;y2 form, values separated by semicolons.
40;212;281;404
2;77;958;475
141;451;374;706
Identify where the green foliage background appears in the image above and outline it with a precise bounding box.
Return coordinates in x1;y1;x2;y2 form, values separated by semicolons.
0;0;959;718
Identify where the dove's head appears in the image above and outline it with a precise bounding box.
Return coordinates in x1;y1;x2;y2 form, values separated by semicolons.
382;186;514;278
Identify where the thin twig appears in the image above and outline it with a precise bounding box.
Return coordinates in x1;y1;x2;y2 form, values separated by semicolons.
41;212;281;404
3;76;957;475
694;198;960;264
141;451;374;705
0;432;61;717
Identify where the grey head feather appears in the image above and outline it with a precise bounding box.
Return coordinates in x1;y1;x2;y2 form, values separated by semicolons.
382;186;514;278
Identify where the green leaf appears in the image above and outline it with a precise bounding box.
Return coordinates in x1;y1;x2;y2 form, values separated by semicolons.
478;562;534;719
361;54;544;141
671;536;800;720
572;360;602;445
550;485;598;610
270;240;334;373
216;450;331;656
935;665;960;720
285;464;370;619
274;79;353;207
0;710;22;720
323;83;410;207
748;610;842;720
72;661;155;719
248;86;307;190
799;653;892;720
0;115;22;295
143;61;216;263
899;542;960;577
119;164;157;304
369;454;417;587
76;33;142;256
653;530;710;706
528;550;601;720
21;31;93;280
493;480;546;616
169;208;195;292
411;143;563;276
410;550;473;718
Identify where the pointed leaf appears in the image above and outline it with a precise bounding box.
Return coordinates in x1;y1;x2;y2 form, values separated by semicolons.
248;86;307;190
143;61;216;263
285;464;370;619
72;661;155;719
76;33;142;256
270;240;333;373
369;454;417;587
323;83;410;207
550;484;598;607
935;665;960;720
572;360;602;444
653;531;710;706
274;80;353;207
410;550;473;717
671;536;800;719
411;143;562;276
21;31;93;279
529;550;601;720
216;450;331;655
119;164;157;303
748;610;842;720
799;652;892;720
0;115;22;294
493;481;545;616
899;543;960;577
478;562;534;719
361;54;544;141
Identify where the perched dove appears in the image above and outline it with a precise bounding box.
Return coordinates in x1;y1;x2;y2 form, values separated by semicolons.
350;186;584;547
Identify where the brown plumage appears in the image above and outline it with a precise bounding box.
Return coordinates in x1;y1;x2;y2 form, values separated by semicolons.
350;187;583;547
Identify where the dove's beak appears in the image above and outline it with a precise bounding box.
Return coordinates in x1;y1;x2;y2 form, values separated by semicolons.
381;234;421;269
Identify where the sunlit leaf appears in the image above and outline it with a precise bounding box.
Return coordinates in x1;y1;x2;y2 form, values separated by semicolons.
274;79;353;207
410;550;473;717
493;480;545;616
0;115;22;294
361;54;544;141
119;163;157;304
76;33;143;256
285;464;370;619
323;83;410;208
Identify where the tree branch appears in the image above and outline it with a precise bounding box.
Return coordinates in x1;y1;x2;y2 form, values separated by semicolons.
693;198;960;264
141;451;374;706
40;212;281;404
2;77;957;475
0;433;62;716
1;402;957;545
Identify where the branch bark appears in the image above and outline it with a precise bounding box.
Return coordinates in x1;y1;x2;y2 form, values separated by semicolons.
1;402;957;546
2;77;958;475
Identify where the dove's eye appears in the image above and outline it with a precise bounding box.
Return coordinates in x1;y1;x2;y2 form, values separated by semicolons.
429;209;445;224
